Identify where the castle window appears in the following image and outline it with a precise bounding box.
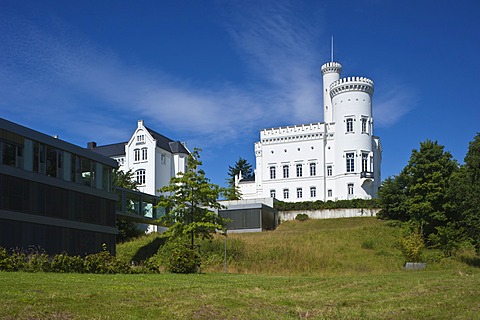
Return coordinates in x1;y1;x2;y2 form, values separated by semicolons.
297;188;303;199
361;118;368;134
296;164;302;177
310;187;316;198
270;166;276;179
141;148;148;161
270;189;276;198
283;165;289;178
362;153;369;172
327;189;332;197
327;165;333;176
348;183;354;195
134;149;140;162
283;188;289;199
346;153;355;173
136;169;146;185
310;163;316;176
346;118;354;133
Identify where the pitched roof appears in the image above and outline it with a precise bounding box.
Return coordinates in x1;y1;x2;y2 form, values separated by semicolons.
90;142;127;157
145;127;189;154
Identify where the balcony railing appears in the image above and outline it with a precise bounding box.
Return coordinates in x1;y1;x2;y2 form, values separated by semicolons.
360;171;374;179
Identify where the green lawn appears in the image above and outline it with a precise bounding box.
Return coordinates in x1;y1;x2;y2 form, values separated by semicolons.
1;269;479;319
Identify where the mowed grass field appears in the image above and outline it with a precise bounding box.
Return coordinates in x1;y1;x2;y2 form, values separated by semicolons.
1;217;479;319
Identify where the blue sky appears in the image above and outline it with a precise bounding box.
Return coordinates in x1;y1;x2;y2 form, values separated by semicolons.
1;0;479;187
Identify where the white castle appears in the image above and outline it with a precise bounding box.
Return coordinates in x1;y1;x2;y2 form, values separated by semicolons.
237;60;382;202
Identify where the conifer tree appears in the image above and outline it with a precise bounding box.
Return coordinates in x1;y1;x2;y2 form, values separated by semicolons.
157;148;226;248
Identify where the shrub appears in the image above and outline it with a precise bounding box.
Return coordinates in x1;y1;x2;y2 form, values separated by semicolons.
51;253;85;273
0;246;10;271
399;232;425;262
295;213;309;222
25;253;51;272
158;238;200;274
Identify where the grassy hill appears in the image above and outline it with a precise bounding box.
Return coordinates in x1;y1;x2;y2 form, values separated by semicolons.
117;217;476;276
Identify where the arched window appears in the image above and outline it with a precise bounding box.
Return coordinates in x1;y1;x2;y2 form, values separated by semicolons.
141;147;147;161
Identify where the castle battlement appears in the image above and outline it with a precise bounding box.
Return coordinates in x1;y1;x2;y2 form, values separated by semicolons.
321;62;342;75
329;76;374;97
259;123;325;144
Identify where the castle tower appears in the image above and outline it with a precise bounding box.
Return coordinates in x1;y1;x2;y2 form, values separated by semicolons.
330;76;376;198
321;62;342;123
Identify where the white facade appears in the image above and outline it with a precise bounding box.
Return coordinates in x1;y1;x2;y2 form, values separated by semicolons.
238;60;382;202
114;120;189;196
90;120;190;231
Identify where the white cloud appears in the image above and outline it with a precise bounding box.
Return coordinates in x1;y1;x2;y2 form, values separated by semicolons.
374;85;417;127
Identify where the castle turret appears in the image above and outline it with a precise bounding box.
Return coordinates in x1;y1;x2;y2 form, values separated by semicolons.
321;62;342;123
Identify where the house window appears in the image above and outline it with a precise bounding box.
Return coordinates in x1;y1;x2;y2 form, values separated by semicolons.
137;134;145;142
362;153;369;172
346;118;354;133
283;165;289;178
134;149;140;162
327;189;332;197
310;163;316;176
310;187;316;198
297;188;303;198
296;164;302;177
283;188;289;199
361;118;368;134
348;183;354;195
270;189;276;198
136;169;146;185
270;166;276;179
141;148;148;161
161;154;166;164
346;153;355;173
327;165;332;176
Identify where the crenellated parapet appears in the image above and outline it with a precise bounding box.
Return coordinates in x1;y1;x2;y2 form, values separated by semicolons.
321;62;342;75
329;76;374;98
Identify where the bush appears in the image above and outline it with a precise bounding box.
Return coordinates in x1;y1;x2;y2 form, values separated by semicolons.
157;238;200;274
399;232;425;262
295;213;309;222
51;253;85;273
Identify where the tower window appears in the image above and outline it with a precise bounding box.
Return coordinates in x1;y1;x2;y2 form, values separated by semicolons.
327;189;333;197
362;153;369;172
310;187;316;198
346;118;354;133
346;153;355;173
283;188;289;199
361;118;368;134
327;165;333;176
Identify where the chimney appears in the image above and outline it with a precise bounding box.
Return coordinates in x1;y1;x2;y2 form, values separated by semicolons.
87;141;97;149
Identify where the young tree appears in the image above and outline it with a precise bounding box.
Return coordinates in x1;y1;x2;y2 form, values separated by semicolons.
227;157;253;186
157;148;227;248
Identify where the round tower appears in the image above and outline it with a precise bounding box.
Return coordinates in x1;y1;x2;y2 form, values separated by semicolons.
321;62;342;123
330;76;375;198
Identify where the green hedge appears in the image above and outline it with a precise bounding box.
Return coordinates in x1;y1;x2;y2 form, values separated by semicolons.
274;198;381;211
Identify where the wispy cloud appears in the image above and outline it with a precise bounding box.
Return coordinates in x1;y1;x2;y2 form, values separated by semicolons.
374;84;417;127
0;2;412;149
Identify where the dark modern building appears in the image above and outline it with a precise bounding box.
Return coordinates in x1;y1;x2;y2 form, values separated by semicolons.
0;118;118;256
